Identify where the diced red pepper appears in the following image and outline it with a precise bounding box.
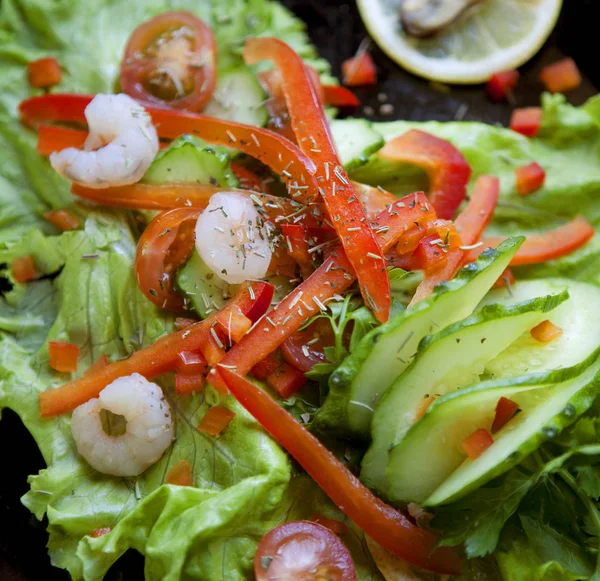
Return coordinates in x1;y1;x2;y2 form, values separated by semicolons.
28;57;62;88
530;320;563;343
311;514;349;536
267;360;307;399
176;351;207;375
11;255;38;283
44;209;81;231
165;459;193;486
251;353;280;380
510;107;542;137
175;373;206;396
378;129;472;220
197;406;236;436
413;234;448;274
540;58;582;93
322;85;360;108
48;341;80;373
216;366;461;575
461;428;493;460
197;326;226;366
466;217;595;266
342;52;377;86
281;224;313;278
515;162;545;196
491;397;520;433
487;70;519;102
215;307;253;344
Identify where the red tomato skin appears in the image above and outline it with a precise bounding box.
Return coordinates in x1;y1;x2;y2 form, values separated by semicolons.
254;521;357;581
540;58;582;93
515;162;545;196
120;11;216;111
491;397;520;433
461;428;494;460
487;70;519;101
510;107;542;137
342;53;377;86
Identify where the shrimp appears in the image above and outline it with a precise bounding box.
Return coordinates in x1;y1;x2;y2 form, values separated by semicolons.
195;191;273;284
71;373;173;477
50;93;159;189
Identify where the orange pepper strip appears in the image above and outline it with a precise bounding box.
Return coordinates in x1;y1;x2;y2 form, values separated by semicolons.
243;38;390;323
39;282;273;417
465;216;595;266
410;175;499;305
216;365;462;575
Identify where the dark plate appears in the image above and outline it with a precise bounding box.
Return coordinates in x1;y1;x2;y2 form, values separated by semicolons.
0;1;597;579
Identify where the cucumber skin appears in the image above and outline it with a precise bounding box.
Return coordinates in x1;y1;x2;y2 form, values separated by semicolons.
360;289;569;495
396;346;600;506
314;238;524;439
330;119;385;170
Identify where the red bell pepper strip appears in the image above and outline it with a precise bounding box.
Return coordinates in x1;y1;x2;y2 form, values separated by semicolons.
466;216;595;266
461;428;494;460
342;52;377;86
322;85;360;108
515;162;545;196
48;341;80;373
19;94;319;201
377;129;472;220
243;38;390;322
37;125;87;155
209;193;434;389
491;397;520;433
410;175;499;304
39;281;273;417
510;107;542;138
540;58;582;93
216;365;462;575
44;209;81;231
28;57;62;89
266;359;307;398
281;224;314;278
197;406;236;436
487;70;519;102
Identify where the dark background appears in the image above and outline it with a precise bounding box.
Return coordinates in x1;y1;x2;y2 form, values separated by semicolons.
0;0;597;579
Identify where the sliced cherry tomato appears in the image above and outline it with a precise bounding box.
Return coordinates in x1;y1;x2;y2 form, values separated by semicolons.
515;162;545;196
461;428;493;460
11;255;38;283
487;70;519;102
197;405;236;436
48;341;79;373
491;397;520;433
510;107;542;137
28;57;62;88
281;318;334;372
342;52;377;86
255;521;357;581
466;216;595;266
540;57;581;93
322;85;360;108
121;12;216;111
530;320;563;343
44;209;81;231
377;129;472;220
135;208;200;312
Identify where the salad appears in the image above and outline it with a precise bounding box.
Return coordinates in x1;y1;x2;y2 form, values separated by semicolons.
2;0;600;580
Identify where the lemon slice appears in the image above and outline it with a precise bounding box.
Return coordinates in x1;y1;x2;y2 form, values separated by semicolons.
357;0;562;84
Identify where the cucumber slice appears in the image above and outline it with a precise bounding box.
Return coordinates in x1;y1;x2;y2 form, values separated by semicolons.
361;289;568;495
314;237;524;438
203;67;268;127
143;135;238;187
386;349;600;506
330;119;384;170
482;279;600;377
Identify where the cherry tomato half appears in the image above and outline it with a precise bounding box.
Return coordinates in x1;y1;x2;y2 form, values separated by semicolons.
120;11;216;111
280;318;335;373
135;208;200;312
254;521;357;581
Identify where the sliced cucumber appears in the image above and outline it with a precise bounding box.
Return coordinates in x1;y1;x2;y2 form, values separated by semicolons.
177;250;237;318
330;119;384;170
482;279;600;378
143;135;238;187
203;67;268;127
314;237;524;438
361;290;568;495
386;349;600;506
